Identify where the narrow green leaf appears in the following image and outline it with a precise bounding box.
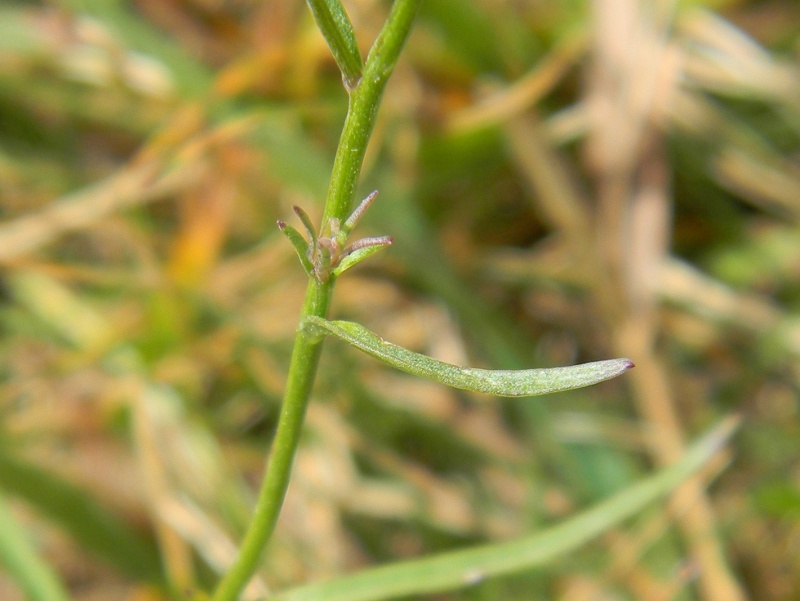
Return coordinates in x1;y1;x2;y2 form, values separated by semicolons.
305;0;363;88
343;190;379;234
304;316;633;396
332;237;393;277
277;221;314;275
292;206;319;248
0;489;70;601
270;417;740;601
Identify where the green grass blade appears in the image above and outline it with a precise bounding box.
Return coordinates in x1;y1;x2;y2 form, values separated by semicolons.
0;452;163;583
304;316;634;396
0;489;71;601
271;417;739;601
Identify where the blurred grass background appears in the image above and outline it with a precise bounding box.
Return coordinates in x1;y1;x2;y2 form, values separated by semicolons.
0;0;798;600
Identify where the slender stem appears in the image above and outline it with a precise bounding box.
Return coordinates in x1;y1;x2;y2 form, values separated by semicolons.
323;0;421;224
210;2;420;600
211;282;330;601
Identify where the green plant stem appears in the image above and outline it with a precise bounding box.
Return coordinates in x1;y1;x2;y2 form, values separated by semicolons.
211;281;330;601
323;0;421;224
210;2;420;600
